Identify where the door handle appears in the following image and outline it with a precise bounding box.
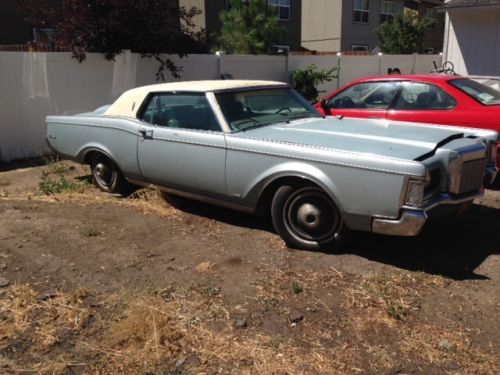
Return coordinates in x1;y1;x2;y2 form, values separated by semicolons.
139;128;154;139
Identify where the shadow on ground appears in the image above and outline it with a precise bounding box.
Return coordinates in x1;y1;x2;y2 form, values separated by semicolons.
0;157;46;172
170;197;500;281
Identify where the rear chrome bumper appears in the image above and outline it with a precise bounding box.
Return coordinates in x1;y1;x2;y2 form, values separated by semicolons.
371;192;484;237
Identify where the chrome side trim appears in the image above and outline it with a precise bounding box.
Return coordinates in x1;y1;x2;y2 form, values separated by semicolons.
126;178;255;214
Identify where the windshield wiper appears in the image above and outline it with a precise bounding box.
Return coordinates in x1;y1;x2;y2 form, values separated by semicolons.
284;113;316;122
238;120;275;132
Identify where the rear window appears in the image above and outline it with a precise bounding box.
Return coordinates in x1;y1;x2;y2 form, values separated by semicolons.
449;78;500;106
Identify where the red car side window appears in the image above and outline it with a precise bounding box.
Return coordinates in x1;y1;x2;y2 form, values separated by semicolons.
393;82;456;110
327;82;399;110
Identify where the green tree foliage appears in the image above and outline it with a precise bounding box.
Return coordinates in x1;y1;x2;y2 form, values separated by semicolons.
213;0;285;54
291;64;339;102
376;13;435;54
17;0;206;80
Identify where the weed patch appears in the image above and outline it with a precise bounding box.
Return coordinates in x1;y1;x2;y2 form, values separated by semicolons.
38;170;87;195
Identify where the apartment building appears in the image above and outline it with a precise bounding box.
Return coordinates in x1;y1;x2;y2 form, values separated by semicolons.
301;0;445;53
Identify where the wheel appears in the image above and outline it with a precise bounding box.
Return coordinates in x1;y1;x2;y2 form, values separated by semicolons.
90;153;130;195
271;184;350;250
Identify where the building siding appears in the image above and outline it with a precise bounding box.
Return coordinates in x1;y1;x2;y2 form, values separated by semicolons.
301;0;342;51
443;7;500;75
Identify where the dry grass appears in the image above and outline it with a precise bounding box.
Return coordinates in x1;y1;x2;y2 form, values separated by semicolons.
0;269;498;375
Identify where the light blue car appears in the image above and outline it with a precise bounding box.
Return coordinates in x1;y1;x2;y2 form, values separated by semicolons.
46;80;499;250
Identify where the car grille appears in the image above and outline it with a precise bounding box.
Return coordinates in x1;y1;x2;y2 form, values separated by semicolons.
453;158;486;195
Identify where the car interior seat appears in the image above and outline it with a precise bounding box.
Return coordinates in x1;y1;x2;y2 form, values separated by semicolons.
416;91;438;108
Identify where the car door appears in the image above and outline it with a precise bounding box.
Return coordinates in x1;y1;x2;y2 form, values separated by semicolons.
137;92;227;196
387;81;458;125
323;81;400;120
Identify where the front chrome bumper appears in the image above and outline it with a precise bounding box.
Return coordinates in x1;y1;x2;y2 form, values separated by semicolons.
371;192;484;237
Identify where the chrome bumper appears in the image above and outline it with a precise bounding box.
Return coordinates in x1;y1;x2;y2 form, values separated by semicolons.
484;163;498;186
371;192;484;237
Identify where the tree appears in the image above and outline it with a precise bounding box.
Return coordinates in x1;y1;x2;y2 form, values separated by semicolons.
17;0;206;80
213;0;285;54
376;13;435;54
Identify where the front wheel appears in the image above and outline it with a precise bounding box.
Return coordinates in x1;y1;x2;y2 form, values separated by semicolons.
271;185;350;250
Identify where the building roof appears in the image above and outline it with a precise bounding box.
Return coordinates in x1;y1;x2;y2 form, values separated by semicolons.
105;80;287;118
438;0;500;9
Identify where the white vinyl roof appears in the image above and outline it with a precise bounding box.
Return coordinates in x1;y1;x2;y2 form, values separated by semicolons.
105;80;287;118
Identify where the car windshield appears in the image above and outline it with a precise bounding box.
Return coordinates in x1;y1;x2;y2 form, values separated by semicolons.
215;87;321;132
449;78;500;106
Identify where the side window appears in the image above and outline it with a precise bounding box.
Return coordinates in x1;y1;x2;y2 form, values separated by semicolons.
327;82;399;109
139;93;221;131
394;82;456;110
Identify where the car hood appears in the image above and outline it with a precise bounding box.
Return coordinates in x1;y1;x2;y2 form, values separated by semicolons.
230;117;473;161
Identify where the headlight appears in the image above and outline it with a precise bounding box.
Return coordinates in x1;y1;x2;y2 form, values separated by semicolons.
405;179;425;207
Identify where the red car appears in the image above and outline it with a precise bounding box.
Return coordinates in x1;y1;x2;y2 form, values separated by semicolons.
314;74;500;166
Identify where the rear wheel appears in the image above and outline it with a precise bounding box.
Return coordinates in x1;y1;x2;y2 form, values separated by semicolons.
90;153;131;195
271;184;350;250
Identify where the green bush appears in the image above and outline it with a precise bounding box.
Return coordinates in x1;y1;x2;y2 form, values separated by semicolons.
291;64;339;103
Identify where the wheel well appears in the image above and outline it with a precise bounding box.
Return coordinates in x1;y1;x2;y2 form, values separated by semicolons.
83;150;125;176
83;150;97;165
254;176;319;217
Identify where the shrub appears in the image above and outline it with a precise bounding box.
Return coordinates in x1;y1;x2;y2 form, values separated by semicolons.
291;64;339;102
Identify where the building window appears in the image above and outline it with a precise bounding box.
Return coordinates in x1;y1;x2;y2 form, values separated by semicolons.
353;0;370;24
352;45;369;52
380;1;395;23
268;0;290;21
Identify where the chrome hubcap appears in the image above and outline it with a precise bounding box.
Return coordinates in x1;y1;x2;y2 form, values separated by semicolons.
285;188;340;243
93;157;113;187
95;163;106;178
297;203;322;230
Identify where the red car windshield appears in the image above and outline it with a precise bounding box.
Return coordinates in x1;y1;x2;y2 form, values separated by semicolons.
449;78;500;106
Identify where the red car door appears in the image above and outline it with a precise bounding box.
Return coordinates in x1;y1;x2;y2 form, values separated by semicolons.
318;81;400;120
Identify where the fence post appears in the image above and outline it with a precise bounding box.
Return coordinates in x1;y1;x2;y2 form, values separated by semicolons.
411;53;417;74
215;51;224;79
378;52;383;75
336;53;342;89
286;53;291;83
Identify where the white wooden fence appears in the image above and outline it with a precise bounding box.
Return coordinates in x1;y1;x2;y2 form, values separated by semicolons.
0;51;441;162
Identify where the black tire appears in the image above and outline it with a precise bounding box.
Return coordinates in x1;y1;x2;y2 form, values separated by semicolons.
90;153;131;195
271;184;350;250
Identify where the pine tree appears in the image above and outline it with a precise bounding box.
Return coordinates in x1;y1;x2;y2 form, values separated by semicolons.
213;0;285;54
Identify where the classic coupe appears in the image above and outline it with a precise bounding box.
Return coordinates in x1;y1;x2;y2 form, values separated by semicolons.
46;80;498;250
314;75;500;166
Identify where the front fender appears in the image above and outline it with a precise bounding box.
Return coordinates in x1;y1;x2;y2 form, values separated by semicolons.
244;161;344;212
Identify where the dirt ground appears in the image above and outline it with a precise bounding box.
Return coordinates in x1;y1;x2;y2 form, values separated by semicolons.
0;160;498;374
